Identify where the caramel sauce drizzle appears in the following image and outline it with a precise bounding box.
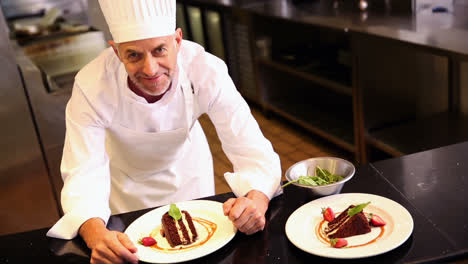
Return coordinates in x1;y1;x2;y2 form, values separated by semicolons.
316;216;385;248
151;217;217;252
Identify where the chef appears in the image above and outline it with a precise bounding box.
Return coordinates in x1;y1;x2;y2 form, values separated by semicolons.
46;0;281;263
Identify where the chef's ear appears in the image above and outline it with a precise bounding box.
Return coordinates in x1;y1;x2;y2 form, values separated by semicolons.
174;28;183;50
108;40;121;59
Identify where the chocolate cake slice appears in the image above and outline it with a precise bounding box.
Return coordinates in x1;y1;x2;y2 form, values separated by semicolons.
325;205;371;239
161;210;198;247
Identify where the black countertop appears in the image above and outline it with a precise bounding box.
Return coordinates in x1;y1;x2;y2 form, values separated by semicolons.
371;142;468;252
179;0;468;58
1;142;468;263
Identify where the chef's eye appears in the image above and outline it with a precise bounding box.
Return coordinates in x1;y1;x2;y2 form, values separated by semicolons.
127;52;141;61
153;46;167;56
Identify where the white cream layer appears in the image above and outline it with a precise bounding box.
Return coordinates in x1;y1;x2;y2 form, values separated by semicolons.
174;212;195;243
327;216;352;237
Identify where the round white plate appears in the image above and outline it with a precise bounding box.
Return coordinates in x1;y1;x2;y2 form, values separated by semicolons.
125;200;237;263
285;193;413;259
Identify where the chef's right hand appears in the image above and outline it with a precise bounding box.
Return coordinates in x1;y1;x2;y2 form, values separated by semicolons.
79;218;139;264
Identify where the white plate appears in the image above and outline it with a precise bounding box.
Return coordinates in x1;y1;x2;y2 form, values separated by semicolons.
125;200;237;263
285;193;413;259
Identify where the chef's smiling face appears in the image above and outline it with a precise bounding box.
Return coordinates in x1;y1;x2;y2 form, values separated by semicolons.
110;28;182;96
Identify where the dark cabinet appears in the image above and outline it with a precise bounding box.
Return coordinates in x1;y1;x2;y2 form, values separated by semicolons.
160;1;468;163
357;34;468;159
251;15;357;155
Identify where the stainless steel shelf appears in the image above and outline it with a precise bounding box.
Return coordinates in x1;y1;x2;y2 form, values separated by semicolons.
257;57;352;97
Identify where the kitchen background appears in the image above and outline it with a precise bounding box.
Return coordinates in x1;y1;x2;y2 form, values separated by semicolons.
1;0;467;237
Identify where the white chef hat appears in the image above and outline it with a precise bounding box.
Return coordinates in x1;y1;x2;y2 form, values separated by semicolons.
98;0;176;43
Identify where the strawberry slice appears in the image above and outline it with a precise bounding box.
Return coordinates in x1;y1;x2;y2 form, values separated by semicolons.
330;238;348;248
369;213;386;226
322;207;335;222
139;236;156;247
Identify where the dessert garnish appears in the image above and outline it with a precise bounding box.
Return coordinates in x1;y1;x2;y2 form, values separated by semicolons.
169;203;182;221
347;202;370;217
369;213;386;226
330;238;348;248
322;207;335;222
138;236;156;247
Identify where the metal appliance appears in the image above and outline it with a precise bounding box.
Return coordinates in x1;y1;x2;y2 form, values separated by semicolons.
0;6;60;236
1;0;108;227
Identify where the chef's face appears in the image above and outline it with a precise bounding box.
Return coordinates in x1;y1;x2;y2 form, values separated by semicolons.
110;29;182;96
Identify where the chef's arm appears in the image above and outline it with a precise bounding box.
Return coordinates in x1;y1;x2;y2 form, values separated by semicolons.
189;49;281;233
208;84;282;199
192;52;282;200
47;82;113;240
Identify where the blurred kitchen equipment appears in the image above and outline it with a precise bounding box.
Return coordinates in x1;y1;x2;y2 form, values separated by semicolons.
12;18;41;36
285;157;355;198
22;30;107;92
1;0;87;20
11;12;90;45
37;7;61;28
4;0;108;213
359;0;369;11
0;6;60;236
256;36;272;59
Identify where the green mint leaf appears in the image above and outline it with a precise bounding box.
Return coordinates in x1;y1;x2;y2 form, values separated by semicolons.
348;202;371;217
169;203;182;221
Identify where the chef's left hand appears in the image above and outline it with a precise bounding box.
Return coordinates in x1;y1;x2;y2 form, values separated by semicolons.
223;190;269;235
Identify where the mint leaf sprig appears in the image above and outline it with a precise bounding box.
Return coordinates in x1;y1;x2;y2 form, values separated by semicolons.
347;202;370;217
169;203;182;221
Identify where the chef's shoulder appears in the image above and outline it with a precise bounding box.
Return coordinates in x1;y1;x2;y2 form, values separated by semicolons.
74;47;121;94
69;47;121;124
179;40;229;93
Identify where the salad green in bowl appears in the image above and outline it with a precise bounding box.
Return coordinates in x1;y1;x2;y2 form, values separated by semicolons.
283;157;355;197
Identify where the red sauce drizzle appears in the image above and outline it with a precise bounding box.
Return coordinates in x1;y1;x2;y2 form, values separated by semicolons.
316;218;385;248
151;217;217;252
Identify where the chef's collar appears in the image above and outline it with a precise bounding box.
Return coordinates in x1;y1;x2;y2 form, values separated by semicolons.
127;77;171;104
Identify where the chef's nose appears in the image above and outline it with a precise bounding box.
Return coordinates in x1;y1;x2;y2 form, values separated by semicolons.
141;55;159;76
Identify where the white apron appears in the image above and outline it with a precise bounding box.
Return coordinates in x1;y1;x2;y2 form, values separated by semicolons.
105;67;214;214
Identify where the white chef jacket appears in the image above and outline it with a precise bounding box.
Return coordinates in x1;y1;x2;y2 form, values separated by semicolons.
46;40;281;239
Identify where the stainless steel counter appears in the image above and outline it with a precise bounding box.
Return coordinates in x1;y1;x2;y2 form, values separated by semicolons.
12;30;107;215
0;2;107;235
0;7;59;236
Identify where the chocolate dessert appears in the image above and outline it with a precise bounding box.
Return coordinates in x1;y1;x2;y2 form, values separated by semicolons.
161;210;198;247
325;205;371;238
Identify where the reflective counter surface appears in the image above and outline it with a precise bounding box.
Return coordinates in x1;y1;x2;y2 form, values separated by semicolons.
1;142;468;263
